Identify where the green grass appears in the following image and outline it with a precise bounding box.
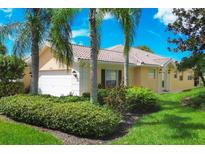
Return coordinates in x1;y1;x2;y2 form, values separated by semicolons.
0;117;63;145
112;87;205;144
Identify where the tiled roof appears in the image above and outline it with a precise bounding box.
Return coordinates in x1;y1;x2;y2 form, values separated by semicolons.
72;44;171;66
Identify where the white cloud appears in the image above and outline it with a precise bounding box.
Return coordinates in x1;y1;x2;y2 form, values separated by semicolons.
154;8;177;25
71;39;77;44
103;13;114;20
0;8;13;19
71;29;89;38
71;39;84;46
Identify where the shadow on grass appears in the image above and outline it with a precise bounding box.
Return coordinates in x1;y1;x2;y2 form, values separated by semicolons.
162;114;205;139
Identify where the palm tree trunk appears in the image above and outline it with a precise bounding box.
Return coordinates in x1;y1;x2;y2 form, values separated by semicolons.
124;52;129;87
30;9;40;94
89;8;98;103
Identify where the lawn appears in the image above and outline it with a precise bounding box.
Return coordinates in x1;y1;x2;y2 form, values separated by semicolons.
112;87;205;144
0;116;62;145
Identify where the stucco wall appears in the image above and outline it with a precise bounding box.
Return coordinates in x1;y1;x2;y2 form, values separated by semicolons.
39;47;68;71
169;68;195;92
81;62;136;93
134;66;159;92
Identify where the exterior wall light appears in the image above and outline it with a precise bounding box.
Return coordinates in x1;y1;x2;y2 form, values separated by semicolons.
72;70;78;78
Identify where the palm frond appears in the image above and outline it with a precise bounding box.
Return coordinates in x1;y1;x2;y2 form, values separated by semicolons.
13;23;31;57
49;9;79;68
102;8;141;55
0;22;21;42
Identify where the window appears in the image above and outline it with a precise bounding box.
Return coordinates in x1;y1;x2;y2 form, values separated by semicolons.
188;72;193;80
179;71;183;81
148;69;156;79
105;70;118;88
174;71;178;79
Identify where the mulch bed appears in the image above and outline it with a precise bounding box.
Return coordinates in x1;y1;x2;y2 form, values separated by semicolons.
0;113;140;145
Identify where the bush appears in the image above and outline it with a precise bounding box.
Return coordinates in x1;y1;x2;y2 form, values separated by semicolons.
181;94;205;109
103;87;128;114
36;94;89;103
98;89;108;105
0;55;25;82
82;89;109;105
0;82;24;98
0;95;121;138
126;87;159;113
82;92;90;98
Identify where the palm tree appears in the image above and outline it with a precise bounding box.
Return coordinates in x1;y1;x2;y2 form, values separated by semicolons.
0;9;77;94
14;9;53;94
109;9;141;87
89;8;99;103
86;9;141;103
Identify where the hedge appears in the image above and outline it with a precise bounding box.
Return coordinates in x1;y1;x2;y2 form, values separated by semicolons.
126;87;160;113
33;94;89;103
0;82;24;98
0;95;121;138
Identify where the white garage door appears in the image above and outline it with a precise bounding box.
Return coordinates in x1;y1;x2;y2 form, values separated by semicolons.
38;71;79;96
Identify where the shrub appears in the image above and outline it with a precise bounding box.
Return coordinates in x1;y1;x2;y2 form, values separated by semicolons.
126;87;159;113
82;92;90;98
103;87;128;114
0;95;121;138
98;89;108;105
82;89;109;105
181;94;205;109
0;82;24;98
0;55;25;82
28;94;89;103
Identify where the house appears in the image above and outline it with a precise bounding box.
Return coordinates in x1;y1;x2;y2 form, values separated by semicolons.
23;42;195;96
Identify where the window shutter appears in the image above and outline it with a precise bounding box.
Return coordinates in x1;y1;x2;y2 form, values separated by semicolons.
101;69;105;88
118;70;122;86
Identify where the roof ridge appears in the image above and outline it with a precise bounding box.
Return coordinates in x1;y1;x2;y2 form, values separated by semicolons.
73;43;125;54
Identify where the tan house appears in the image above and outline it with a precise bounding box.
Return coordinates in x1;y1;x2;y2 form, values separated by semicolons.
24;42;195;96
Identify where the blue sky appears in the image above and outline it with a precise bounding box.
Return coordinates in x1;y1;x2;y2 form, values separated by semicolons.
0;8;190;61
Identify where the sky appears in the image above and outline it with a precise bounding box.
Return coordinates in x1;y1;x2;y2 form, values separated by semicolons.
0;8;190;61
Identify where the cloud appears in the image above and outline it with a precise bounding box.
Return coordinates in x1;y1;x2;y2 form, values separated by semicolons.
103;13;114;20
147;30;161;38
154;8;177;25
71;39;84;46
71;29;89;38
0;8;13;19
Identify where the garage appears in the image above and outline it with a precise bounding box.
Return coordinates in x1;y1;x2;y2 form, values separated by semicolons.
38;70;79;96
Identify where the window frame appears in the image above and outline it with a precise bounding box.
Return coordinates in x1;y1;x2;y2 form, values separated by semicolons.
148;69;156;79
105;69;118;88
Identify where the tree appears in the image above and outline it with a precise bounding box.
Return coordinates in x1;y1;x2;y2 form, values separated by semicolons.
178;53;205;87
168;9;205;54
137;45;154;53
87;9;141;103
167;8;205;87
0;42;7;55
0;55;25;83
109;9;141;87
89;8;98;103
0;9;77;94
